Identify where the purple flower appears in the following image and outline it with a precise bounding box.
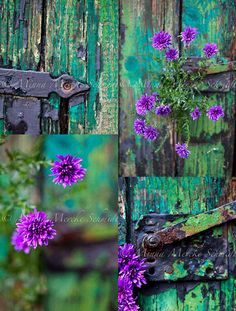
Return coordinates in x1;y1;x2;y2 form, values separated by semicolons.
50;154;87;188
11;231;30;254
203;43;218;58
118;276;139;311
119;244;147;288
135;94;156;116
156;105;171;116
16;209;56;250
190;107;201;120
144;126;159;141
180;27;198;46
134;119;146;135
165;48;179;61
207;105;224;121
175;143;191;158
152;31;172;50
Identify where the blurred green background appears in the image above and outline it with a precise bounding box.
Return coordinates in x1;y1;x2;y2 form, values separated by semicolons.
0;135;118;311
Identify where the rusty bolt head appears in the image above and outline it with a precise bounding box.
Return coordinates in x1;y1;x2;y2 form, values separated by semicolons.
62;81;73;91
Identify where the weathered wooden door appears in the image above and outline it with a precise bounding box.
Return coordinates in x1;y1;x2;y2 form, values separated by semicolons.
119;0;236;177
0;0;118;134
119;177;236;310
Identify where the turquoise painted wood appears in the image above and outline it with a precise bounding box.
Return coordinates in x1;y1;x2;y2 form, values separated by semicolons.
119;177;236;310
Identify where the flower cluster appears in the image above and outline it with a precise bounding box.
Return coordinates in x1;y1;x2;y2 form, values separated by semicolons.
118;243;147;311
12;209;56;253
50;154;87;188
134;26;224;158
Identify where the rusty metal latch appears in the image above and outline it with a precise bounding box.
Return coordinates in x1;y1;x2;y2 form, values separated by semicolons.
0;68;90;99
0;68;90;134
136;201;236;282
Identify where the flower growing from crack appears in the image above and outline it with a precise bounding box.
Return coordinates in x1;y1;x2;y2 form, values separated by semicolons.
15;209;56;250
51;154;87;188
134;119;146;135
165;48;179;61
156;104;171;116
190;107;201;120
135;94;156;116
11;231;30;254
175;143;191;158
144;126;159;141
152;31;172;50
118;276;139;311
118;244;147;288
207;105;224;121
180;26;198;46
203;43;218;58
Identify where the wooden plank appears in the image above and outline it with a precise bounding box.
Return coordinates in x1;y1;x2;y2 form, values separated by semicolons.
45;0;118;134
125;177;234;310
178;0;236;176
0;0;43;133
119;0;180;176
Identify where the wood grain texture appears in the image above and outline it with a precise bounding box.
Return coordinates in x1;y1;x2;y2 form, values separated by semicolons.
45;0;118;134
119;0;236;177
120;177;236;311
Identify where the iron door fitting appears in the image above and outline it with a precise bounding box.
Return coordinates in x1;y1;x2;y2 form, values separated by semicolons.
136;201;236;282
0;68;90;134
184;58;236;93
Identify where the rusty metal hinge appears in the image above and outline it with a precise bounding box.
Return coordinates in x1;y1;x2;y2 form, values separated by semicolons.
0;68;90;134
136;201;236;282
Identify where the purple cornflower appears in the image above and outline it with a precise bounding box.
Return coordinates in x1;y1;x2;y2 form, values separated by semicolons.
118;276;139;311
180;27;198;46
11;231;30;254
165;48;179;61
144;126;159;141
207;105;224;121
119;244;147;288
190;107;201;120
134;119;146;135
175;143;191;158
152;31;172;50
16;209;56;250
50;154;87;188
135;94;156;116
156;105;171;116
203;43;218;58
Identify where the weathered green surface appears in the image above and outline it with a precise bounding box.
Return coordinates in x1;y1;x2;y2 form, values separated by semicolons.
0;0;118;134
120;177;236;310
119;0;236;177
43;135;117;310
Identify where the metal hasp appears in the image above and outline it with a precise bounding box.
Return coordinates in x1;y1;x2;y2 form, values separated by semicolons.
136;201;236;282
0;68;90;134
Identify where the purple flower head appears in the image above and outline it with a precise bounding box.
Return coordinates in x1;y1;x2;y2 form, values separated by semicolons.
51;154;87;188
118;276;139;311
156;105;171;116
134;119;146;135
165;48;179;61
16;209;56;250
207;105;224;121
203;43;218;58
175;143;191;158
11;231;30;254
152;31;172;50
119;244;147;289
190;107;201;120
144;126;159;141
181;27;198;46
135;94;156;116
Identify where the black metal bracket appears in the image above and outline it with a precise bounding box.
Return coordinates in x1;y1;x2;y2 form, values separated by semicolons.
0;68;90;134
0;68;90;99
135;201;236;282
